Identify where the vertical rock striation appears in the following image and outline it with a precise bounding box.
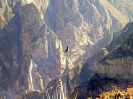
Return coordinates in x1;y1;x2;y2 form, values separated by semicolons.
0;0;132;98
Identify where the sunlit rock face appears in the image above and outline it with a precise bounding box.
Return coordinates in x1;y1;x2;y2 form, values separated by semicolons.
0;1;66;97
80;22;133;81
107;0;133;20
17;2;67;93
0;0;132;98
66;22;133;99
77;31;133;98
43;0;129;70
76;22;133;98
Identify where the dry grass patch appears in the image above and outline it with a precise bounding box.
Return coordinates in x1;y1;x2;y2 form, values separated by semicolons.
96;86;133;99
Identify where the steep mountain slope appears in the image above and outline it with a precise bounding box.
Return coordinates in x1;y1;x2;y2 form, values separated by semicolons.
80;22;133;80
43;0;129;70
95;30;133;79
33;22;133;99
0;1;66;97
0;0;132;98
76;22;133;98
87;25;133;98
108;0;133;20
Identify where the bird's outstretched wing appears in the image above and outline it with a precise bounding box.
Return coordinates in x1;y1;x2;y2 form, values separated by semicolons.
65;46;68;52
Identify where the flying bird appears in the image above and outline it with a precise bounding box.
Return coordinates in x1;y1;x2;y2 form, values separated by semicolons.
65;46;68;52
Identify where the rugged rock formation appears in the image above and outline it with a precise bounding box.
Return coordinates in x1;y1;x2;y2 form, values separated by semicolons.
108;0;133;20
0;1;66;97
0;0;133;98
41;22;133;99
74;22;133;98
95;30;133;79
80;22;133;80
44;0;129;69
77;74;133;98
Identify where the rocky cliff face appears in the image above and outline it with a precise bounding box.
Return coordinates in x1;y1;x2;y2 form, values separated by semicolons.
31;22;133;99
73;22;133;98
95;31;133;79
0;1;66;97
108;0;133;20
44;0;129;68
73;22;133;86
0;0;132;98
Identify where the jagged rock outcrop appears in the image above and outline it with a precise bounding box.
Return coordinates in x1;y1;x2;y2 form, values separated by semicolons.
44;0;129;70
0;0;133;98
0;1;66;97
76;23;133;98
43;0;130;70
79;22;133;81
65;22;133;98
77;22;133;98
77;74;133;98
95;31;133;79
